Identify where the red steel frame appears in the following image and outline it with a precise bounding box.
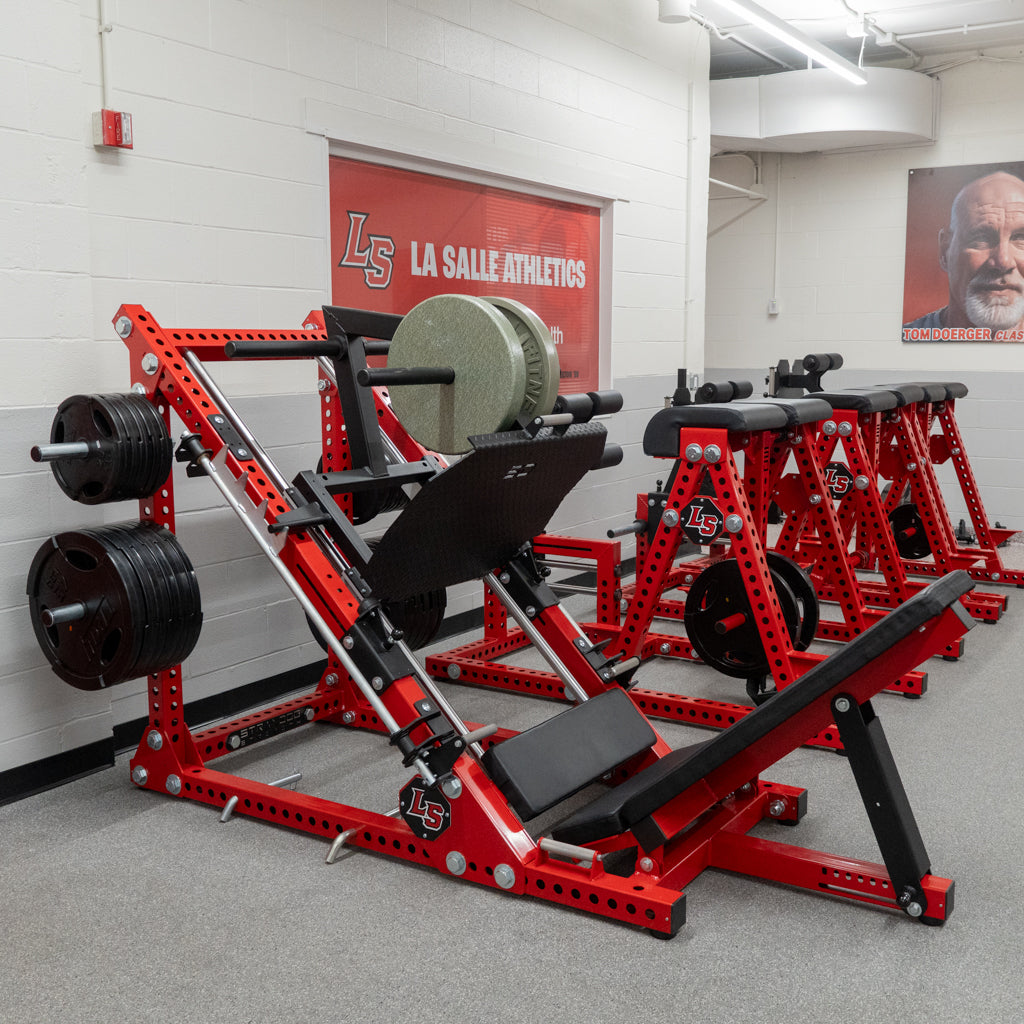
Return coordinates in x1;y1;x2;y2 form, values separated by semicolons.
111;305;962;933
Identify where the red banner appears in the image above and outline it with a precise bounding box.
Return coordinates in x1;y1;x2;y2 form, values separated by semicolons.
329;156;601;390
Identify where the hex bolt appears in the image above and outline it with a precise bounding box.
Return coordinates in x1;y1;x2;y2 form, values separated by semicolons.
905;901;924;918
575;637;588;649
441;778;463;800
768;799;787;818
906;462;917;472
951;447;960;456
325;673;339;688
146;730;163;751
130;766;148;786
341;711;355;725
620;599;629;613
809;494;822;505
371;676;384;692
130;382;147;396
236;448;250;460
499;572;511;584
703;444;722;463
684;443;703;462
725;513;744;533
639;857;655;873
854;475;869;490
835;697;851;713
342;636;354;650
493;864;516;890
165;774;182;796
141;352;159;375
659;642;671;655
227;734;241;750
992;573;1001;582
822;420;837;436
446;851;467;876
684;574;694;584
304;708;315;722
317;379;330;392
662;509;680;528
115;315;133;338
648;498;656;507
838;422;853;436
525;606;537;618
447;664;462;680
738;782;754;794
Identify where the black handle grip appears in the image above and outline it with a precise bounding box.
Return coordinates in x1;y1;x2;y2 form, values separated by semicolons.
552;390;624;423
696;379;753;404
802;352;843;372
356;366;455;387
592;443;623;470
225;339;342;359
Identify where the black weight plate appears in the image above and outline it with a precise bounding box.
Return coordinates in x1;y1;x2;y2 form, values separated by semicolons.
683;559;800;679
99;393;154;502
94;395;144;504
116;394;172;498
100;524;173;676
765;552;819;652
26;530;147;689
889;502;931;559
48;395;126;504
117;524;202;669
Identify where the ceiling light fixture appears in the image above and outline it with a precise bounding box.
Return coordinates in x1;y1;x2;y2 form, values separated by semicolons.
712;0;868;85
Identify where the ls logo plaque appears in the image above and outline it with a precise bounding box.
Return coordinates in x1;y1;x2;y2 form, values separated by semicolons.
399;778;451;839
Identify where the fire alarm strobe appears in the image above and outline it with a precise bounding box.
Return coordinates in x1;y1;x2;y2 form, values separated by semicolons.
92;109;133;149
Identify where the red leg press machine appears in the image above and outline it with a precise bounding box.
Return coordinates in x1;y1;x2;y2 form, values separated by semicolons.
26;303;973;935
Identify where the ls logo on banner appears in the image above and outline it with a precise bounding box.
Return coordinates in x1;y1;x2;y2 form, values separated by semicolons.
337;211;395;289
399;777;451;839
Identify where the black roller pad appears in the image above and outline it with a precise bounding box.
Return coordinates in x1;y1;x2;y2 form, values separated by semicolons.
362;423;606;600
551;570;975;848
481;689;657;821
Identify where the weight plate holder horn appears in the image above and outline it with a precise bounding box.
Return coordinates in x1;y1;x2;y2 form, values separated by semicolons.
31;393;172;504
384;294;560;455
889;502;932;560
682;555;815;703
26;523;202;690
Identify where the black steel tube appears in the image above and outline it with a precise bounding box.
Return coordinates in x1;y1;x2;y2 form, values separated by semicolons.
356;366;455;387
224;339;343;359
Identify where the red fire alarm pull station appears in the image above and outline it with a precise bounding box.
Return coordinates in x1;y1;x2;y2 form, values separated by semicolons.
92;109;133;149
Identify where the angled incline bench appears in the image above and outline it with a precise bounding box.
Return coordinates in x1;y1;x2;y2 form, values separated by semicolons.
548;570;974;924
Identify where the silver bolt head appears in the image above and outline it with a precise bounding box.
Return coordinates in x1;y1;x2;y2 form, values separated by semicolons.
227;734;241;750
304;707;315;722
130;382;147;395
115;315;133;338
146;730;163;751
809;494;822;505
907;462;917;472
838;421;853;436
317;379;330;392
725;513;744;533
575;637;588;648
371;676;384;691
703;444;722;463
165;774;182;796
342;636;354;650
951;447;960;455
447;664;462;680
662;508;680;528
620;599;629;613
684;443;703;462
141;352;159;375
525;606;536;618
822;420;837;436
835;697;851;713
441;778;463;800
341;711;355;725
905;901;924;918
325;673;339;688
130;766;148;786
684;574;694;584
992;572;1001;581
768;799;786;817
854;475;869;490
639;857;655;873
494;863;516;890
659;642;671;655
499;572;511;584
446;851;467;876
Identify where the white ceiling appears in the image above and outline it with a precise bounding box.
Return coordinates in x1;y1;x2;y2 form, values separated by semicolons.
700;0;1024;78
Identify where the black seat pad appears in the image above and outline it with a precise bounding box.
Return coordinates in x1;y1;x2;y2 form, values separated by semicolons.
733;397;833;426
910;381;968;401
816;389;898;413
643;403;790;457
881;382;947;403
550;570;975;847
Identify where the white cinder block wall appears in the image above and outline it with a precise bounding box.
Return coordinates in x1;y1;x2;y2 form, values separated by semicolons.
705;55;1024;530
0;2;709;779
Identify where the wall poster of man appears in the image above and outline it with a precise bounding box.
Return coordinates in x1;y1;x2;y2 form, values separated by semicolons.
902;160;1024;342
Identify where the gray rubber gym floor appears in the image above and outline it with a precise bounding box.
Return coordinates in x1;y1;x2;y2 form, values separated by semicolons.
3;575;1023;1024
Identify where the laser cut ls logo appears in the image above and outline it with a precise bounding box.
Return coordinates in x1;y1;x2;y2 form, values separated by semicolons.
399;778;451;839
337;211;395;289
681;497;725;544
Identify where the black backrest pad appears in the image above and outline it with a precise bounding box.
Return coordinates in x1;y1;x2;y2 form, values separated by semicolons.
551;570;975;847
643;403;790;457
481;688;658;821
363;423;607;600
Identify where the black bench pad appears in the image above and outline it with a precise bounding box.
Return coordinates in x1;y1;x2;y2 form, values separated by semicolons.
643;398;832;457
550;570;974;848
816;389;899;413
909;381;968;401
881;382;947;403
482;688;657;821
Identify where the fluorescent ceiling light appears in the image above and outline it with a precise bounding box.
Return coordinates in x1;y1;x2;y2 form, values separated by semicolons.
712;0;868;85
659;0;692;22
